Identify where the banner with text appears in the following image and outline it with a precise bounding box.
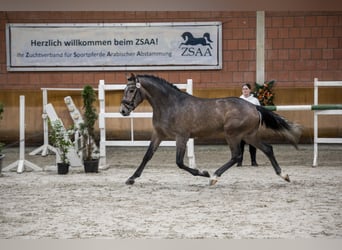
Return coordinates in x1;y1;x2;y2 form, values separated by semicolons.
6;22;222;71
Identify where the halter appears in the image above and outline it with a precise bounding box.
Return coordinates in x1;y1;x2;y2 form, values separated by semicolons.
121;82;141;111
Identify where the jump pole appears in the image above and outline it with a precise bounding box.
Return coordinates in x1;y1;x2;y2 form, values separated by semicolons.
3;96;42;173
264;104;342;111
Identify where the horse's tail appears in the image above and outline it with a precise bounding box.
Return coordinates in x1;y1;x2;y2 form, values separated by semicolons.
256;105;302;148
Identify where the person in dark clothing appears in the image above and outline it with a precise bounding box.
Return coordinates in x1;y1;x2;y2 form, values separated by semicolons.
237;83;260;167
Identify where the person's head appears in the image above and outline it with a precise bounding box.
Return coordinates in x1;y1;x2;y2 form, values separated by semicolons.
242;83;252;97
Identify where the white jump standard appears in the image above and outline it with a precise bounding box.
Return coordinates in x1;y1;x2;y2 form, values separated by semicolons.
3;96;42;173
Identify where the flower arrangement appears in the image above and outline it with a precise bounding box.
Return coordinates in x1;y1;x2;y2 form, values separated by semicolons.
254;80;275;106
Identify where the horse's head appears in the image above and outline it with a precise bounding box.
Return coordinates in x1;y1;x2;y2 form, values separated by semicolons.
181;32;192;41
120;73;144;116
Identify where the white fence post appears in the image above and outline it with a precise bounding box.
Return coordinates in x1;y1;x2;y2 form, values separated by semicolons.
312;78;342;167
186;79;196;168
98;80;107;169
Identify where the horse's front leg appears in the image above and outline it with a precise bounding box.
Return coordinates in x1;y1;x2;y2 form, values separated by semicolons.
175;136;210;178
126;133;161;185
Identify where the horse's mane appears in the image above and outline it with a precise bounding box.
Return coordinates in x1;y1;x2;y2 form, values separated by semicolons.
137;74;187;94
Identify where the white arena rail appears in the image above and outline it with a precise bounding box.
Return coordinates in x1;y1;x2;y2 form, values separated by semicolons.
98;79;196;169
264;78;342;167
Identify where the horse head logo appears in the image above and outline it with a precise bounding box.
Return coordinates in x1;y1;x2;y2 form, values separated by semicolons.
179;32;213;49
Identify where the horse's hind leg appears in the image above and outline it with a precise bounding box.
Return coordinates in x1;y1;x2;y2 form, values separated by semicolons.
252;141;290;182
210;142;242;185
175;136;210;178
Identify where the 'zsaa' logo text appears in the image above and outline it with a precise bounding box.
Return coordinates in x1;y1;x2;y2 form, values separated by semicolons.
179;32;213;56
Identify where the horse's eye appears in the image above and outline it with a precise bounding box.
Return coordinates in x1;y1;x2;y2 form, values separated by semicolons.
129;89;135;93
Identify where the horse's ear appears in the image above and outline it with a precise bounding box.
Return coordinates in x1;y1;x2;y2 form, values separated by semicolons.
127;73;136;82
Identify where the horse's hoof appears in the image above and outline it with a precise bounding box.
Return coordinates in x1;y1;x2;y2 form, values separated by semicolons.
279;173;290;182
209;179;218;186
284;174;290;182
202;170;210;178
209;175;218;186
125;178;135;185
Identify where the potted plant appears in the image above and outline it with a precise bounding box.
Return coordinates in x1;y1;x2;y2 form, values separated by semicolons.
80;85;99;173
0;102;5;176
49;119;74;175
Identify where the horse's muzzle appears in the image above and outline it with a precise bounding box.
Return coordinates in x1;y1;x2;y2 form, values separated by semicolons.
119;103;132;116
